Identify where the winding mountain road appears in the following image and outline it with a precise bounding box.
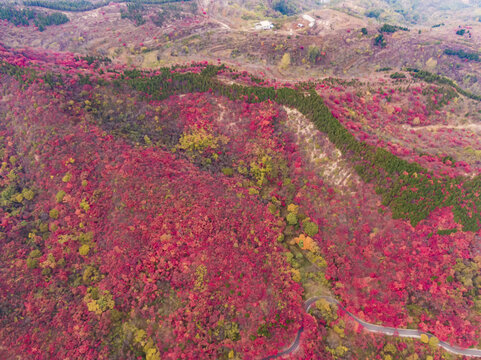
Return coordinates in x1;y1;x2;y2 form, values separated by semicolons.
262;296;481;359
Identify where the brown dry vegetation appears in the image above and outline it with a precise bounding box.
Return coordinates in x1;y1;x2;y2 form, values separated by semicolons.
1;1;481;96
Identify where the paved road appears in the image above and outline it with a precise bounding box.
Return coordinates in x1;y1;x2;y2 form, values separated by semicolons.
262;296;481;359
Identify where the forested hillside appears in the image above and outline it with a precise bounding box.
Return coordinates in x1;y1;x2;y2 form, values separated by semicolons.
1;42;481;359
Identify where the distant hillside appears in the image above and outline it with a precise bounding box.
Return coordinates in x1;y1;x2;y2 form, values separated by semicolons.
199;0;330;18
334;0;481;24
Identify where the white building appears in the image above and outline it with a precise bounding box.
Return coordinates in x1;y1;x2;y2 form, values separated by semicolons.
302;14;316;28
255;20;274;30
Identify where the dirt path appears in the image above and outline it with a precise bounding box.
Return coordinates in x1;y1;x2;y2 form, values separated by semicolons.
403;123;481;132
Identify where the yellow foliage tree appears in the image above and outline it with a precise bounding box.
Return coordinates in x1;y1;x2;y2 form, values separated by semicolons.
279;52;291;70
428;335;439;348
290;233;317;252
287;203;299;214
291;268;301;282
315;298;338;323
177;127;228;155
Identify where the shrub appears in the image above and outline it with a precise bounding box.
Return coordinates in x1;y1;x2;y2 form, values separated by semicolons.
279;53;291;70
287;203;299;214
303;221;319;237
56;190;66;203
49;208;59;219
307;45;321;64
315;298;338;323
82;266;99;284
221;167;233;176
84;288;114;314
29;249;41;258
420;333;429;343
249;155;272;186
374;34;387;48
286;212;297;225
80;199;90;211
390;72;406;79
327;345;348;357
268;204;278;216
27;257;39;269
429;336;439;347
146;348;160;360
214;320;240;341
79;244;90;256
383;343;397;354
291;233;315;251
437;228;458;235
361;27;368;35
22;188;35;200
27;249;41;269
365;9;381;19
380;24;409;33
177;127;226;154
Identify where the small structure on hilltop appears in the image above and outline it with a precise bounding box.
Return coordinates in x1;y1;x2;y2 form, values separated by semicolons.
255;20;274;30
302;14;316;28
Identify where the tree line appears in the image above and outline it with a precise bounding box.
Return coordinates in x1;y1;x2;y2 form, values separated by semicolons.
444;48;480;62
0;5;68;30
24;0;191;12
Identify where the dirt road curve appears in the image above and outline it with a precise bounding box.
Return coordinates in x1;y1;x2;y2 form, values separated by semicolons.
262;296;481;359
